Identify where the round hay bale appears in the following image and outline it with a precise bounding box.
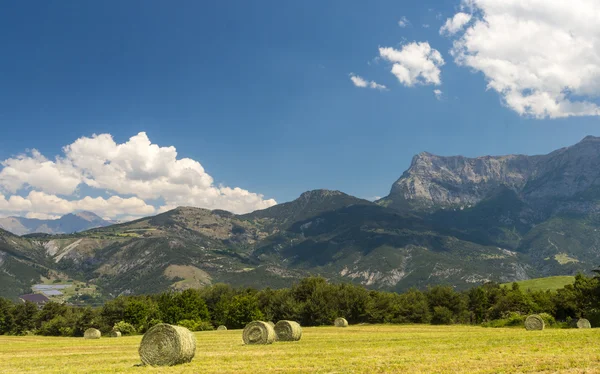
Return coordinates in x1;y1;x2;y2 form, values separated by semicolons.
109;330;122;338
217;325;227;331
334;317;348;327
274;320;302;342
525;315;545;331
268;321;275;328
242;321;275;345
84;328;101;339
571;318;592;329
139;323;196;367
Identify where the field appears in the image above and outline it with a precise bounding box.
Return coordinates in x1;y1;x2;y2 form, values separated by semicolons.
2;325;600;373
501;276;576;292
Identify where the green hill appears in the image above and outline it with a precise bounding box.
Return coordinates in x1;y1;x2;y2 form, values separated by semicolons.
501;276;576;292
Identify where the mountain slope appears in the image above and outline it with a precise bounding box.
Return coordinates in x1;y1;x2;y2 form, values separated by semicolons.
0;211;112;235
3;137;600;299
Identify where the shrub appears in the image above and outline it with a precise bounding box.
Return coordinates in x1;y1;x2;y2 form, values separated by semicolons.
177;319;213;332
139;318;163;334
113;321;137;335
481;312;525;328
538;313;556;327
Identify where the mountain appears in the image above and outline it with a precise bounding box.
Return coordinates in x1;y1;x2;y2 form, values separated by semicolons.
1;136;600;300
379;135;600;217
0;211;112;236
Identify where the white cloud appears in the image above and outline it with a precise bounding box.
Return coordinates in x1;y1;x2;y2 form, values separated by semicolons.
0;132;277;219
449;0;600;118
349;74;387;90
398;17;410;28
0;150;81;195
422;24;430;28
0;191;156;219
440;12;472;35
434;89;443;100
25;212;61;220
379;42;445;87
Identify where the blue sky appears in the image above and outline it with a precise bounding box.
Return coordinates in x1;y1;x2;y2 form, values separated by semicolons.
0;0;599;219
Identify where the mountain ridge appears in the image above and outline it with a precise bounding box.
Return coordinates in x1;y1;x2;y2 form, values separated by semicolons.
0;211;112;236
1;137;600;300
379;135;600;216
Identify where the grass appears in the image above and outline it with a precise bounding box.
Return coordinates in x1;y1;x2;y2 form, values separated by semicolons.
1;325;600;373
501;276;576;292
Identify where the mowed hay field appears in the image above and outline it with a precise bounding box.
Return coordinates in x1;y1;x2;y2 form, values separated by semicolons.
2;325;600;373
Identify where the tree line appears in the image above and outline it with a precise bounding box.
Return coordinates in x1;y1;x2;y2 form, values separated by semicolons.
1;274;599;336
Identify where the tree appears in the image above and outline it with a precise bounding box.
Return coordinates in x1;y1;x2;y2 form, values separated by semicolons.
11;302;39;334
124;297;159;330
200;284;236;326
333;283;373;324
467;287;488;324
156;289;210;324
35;302;68;329
426;285;468;319
396;289;430;324
0;298;15;334
223;294;264;329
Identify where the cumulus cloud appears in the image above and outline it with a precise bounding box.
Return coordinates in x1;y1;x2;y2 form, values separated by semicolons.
379;42;445;86
434;89;443;100
0;150;81;195
0;132;277;219
449;0;600;118
349;74;387;90
439;12;472;35
398;16;410;28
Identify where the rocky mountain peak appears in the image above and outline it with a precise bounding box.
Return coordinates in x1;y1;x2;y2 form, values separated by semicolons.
380;135;600;212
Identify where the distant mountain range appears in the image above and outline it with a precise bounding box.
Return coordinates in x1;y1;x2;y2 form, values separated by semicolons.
1;136;600;300
0;211;112;235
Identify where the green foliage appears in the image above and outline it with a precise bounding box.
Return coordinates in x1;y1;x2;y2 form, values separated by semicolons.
73;307;101;337
223;294;264;329
156;289;210;325
176;319;213;331
2;273;600;336
113;321;137;335
538;312;557;327
38;316;73;337
426;286;468;323
11;302;38;335
139;318;163;334
431;306;454;325
481;312;526;328
0;298;15;334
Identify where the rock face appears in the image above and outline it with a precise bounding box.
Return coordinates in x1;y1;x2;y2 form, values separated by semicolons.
381;136;600;214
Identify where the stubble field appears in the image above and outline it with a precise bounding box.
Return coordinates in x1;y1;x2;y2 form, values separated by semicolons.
1;325;599;373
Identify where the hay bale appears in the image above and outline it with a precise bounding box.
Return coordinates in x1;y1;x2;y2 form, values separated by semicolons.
139;323;196;367
109;330;122;338
334;317;348;327
571;318;592;329
268;321;275;328
242;321;275;345
84;328;101;339
525;315;545;331
217;325;227;331
274;320;302;342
